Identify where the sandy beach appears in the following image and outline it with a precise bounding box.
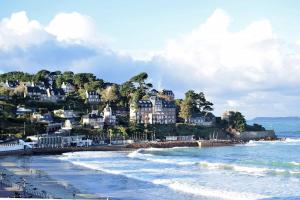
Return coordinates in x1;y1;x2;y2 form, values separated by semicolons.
0;156;107;199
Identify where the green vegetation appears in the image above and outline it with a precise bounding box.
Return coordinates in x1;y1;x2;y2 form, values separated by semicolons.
179;90;213;122
0;69;266;141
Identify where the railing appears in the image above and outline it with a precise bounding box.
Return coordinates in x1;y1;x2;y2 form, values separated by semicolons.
0;144;24;152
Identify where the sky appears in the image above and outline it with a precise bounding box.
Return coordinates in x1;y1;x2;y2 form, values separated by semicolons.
0;0;300;119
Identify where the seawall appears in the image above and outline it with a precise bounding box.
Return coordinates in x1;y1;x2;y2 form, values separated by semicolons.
126;140;236;149
0;140;237;156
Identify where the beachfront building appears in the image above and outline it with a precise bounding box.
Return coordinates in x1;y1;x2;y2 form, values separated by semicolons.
82;111;104;129
61;81;75;93
85;90;100;104
130;94;176;124
103;104;116;125
53;109;77;119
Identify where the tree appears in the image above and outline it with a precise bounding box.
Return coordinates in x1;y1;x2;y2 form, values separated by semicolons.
228;112;246;132
55;76;65;88
179;99;193;122
0;86;13;96
84;80;104;92
33;70;50;82
74;73;96;88
129;72;152;97
63;71;74;79
101;85;119;103
0;71;33;82
117;126;128;143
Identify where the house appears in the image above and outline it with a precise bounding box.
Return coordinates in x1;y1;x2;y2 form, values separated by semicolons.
4;80;19;89
24;86;47;100
62;119;80;130
31;112;53;123
82;111;104;129
85;90;100;104
16;106;34;116
53;109;77;119
61;81;75;93
189;115;215;127
130;94;176;124
115;108;129;117
161;89;175;100
46;122;62;133
103;104;116;125
42;88;65;102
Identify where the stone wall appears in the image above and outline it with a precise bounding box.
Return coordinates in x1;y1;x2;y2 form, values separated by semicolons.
239;130;276;141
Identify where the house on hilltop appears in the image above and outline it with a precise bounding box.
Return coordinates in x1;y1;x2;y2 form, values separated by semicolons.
130;91;176;124
85;90;100;104
61;81;75;93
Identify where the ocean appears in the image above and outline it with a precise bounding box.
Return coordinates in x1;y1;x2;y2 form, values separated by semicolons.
11;118;300;200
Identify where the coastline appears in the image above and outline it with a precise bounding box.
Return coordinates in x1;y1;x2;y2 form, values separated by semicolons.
0;140;241;157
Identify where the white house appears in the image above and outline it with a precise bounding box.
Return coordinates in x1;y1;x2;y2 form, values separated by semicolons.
61;82;75;93
44;88;66;102
82;112;104;129
103;104;116;125
53;109;77;119
85;90;100;104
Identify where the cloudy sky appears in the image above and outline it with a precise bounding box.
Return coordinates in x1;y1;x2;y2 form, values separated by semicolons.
1;0;300;119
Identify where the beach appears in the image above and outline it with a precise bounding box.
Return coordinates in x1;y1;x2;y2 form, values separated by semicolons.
0;156;106;199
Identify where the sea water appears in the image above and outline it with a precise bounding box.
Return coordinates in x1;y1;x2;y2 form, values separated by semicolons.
26;118;300;199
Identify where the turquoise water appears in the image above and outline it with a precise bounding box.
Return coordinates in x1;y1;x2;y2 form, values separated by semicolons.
29;118;300;199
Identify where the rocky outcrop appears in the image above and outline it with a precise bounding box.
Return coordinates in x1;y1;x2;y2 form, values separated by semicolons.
238;130;276;141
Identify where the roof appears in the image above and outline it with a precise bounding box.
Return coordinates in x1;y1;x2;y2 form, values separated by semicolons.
83;113;103;119
149;89;158;96
137;100;153;108
6;80;19;87
51;88;65;96
27;86;41;93
87;90;99;95
162;89;174;96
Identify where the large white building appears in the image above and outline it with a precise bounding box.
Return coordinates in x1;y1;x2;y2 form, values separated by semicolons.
130;91;176;124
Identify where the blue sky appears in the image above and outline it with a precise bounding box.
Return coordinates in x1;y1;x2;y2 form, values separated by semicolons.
1;0;300;51
0;1;300;118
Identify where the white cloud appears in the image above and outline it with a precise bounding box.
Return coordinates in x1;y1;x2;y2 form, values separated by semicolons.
0;11;48;50
45;12;98;44
0;9;300;118
153;9;300;118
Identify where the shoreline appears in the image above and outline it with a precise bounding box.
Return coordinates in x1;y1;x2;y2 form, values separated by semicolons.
0;140;241;157
0;137;281;157
0;156;108;199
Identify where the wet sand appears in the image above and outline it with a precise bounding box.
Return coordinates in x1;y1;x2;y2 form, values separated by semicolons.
0;156;106;199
